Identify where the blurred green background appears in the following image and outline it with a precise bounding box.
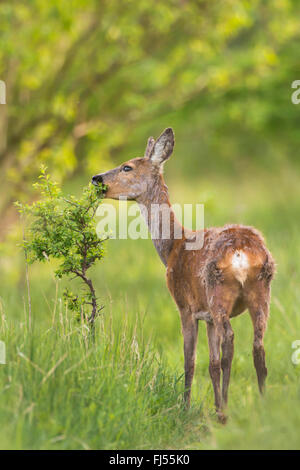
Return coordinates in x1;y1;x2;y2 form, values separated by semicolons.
1;0;300;231
0;0;300;450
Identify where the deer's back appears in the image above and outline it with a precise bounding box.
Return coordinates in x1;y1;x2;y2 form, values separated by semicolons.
166;224;275;316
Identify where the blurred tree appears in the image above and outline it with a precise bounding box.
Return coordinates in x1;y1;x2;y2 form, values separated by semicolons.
0;0;300;235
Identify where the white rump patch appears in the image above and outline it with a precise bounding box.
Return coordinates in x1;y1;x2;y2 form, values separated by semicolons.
231;250;249;285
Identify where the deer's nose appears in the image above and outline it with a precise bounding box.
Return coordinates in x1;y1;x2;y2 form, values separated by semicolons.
92;174;103;186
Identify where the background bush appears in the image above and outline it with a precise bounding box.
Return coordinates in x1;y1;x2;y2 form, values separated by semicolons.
1;0;300;234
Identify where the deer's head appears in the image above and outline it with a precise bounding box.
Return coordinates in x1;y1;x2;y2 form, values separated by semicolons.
92;128;174;201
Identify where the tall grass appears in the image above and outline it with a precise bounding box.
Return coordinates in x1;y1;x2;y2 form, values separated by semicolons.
0;299;208;450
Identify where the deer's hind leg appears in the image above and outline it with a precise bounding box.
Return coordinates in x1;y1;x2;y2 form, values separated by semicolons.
220;316;234;406
206;281;240;420
245;280;271;394
206;321;222;414
206;314;234;413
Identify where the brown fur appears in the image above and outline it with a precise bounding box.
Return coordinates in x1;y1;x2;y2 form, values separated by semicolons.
92;128;276;422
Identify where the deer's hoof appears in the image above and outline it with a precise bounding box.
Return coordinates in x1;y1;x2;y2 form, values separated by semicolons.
217;411;228;425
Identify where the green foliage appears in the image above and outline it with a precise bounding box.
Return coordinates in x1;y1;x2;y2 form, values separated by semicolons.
16;168;106;323
1;0;300;223
63;288;92;321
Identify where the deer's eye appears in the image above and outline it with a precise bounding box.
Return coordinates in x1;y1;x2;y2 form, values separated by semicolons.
122;165;133;172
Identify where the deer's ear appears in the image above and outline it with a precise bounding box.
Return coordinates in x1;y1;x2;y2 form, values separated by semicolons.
149;128;174;166
144;136;155;158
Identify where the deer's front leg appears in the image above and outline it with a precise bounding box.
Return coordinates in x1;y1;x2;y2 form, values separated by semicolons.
181;313;198;408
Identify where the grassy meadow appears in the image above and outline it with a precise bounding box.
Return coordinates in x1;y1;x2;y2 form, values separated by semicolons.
0;165;299;450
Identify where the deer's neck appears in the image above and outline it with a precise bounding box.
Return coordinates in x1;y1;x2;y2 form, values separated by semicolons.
137;174;183;267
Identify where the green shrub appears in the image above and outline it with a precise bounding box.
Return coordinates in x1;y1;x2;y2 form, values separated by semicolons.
16;168;106;326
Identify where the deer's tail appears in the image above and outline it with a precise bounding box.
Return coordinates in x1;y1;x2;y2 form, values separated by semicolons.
231;250;249;285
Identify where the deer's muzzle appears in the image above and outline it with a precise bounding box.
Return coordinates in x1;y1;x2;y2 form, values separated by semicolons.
92;174;103;186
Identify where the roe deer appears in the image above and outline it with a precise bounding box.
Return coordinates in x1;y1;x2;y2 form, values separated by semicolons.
92;128;275;422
